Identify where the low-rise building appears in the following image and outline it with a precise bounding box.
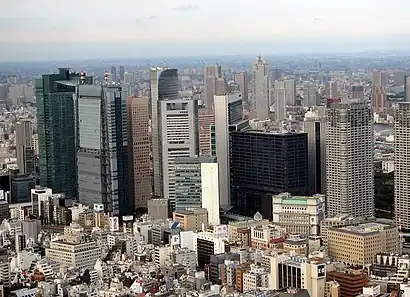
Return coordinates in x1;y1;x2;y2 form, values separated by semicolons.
173;208;208;231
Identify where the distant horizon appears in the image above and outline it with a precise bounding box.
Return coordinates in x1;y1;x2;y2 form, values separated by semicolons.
1;35;410;63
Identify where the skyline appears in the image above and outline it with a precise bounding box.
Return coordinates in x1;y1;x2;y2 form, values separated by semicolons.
1;0;410;61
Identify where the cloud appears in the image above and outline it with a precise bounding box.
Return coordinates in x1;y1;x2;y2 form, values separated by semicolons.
172;4;199;11
313;17;323;21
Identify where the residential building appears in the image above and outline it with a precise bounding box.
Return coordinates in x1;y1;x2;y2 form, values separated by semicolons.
325;99;374;218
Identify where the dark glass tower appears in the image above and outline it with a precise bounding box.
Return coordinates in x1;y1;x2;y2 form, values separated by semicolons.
230;130;308;219
35;68;92;199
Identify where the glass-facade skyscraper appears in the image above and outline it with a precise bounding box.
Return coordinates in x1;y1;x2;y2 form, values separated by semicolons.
35;68;92;199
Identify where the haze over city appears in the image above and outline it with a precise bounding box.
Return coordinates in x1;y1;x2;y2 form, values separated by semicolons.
1;0;410;61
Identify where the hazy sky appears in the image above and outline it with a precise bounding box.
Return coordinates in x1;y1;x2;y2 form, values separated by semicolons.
1;0;410;61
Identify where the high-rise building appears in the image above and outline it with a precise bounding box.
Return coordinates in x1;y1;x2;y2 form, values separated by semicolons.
159;98;199;209
273;80;287;121
214;92;244;207
304;107;326;194
215;77;228;95
303;83;317;107
126;96;151;209
198;108;215;156
150;67;179;198
111;66;117;83
230;129;308;219
15;120;34;174
284;79;296;106
234;71;249;102
252;56;269;120
372;70;389;113
405;76;410;102
35;68;91;199
119;65;125;82
77;82;130;216
394;102;410;230
325;99;374;218
204;65;222;109
351;85;364;100
174;156;220;225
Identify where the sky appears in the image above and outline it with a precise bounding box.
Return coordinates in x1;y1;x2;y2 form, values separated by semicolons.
1;0;410;61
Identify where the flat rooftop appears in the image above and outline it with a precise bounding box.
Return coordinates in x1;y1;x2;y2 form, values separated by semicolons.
337;222;393;234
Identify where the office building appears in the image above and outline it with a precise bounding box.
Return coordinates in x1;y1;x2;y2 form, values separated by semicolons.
159;98;199;208
303;107;326;194
303;82;317;107
215;77;228;95
325;99;374;218
394;102;410;230
173;208;208;231
15;120;34;174
174;156;220;225
150;67;179;198
327;223;399;266
272;192;325;236
320;215;369;245
406;76;410;102
372;70;389;113
77;81;129;216
198;108;215;156
127;96;151;209
45;233;101;270
214;92;244;207
204;65;222;109
35;68;92;199
284;79;296;106
234;71;249;102
147;199;170;219
252;56;269;119
351;85;364;100
9;170;36;204
110;66;117;82
273;80;287;121
194;232;227;268
230;129;308;218
119;65;125;82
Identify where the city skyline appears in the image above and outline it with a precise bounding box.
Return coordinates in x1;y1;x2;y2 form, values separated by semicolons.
1;0;410;61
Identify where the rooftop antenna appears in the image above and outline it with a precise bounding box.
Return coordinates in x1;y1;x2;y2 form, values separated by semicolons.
79;70;86;85
104;71;109;86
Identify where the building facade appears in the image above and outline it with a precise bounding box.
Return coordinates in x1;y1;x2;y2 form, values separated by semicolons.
15;120;34;175
252;56;269;120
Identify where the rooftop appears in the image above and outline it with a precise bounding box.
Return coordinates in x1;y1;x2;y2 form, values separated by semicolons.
336;222;394;234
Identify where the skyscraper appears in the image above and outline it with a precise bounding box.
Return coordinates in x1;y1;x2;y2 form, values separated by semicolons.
351;85;365;100
35;68;90;199
303;83;317;107
174;156;220;225
204;65;222;109
252;56;269;119
214;92;244;207
372;70;389;113
127;96;151;209
159;98;199;209
325;99;374;218
119;66;125;82
77;80;129;216
111;66;117;83
150;67;179;198
15;120;34;174
405;76;410;102
394;102;410;230
284;79;296;106
198;108;215;156
304;107;326;195
273;80;286;121
234;71;249;102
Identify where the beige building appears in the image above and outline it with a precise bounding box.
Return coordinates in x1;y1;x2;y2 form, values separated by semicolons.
45;234;101;270
173;208;208;231
198;108;215;156
320;215;369;244
148;198;169;219
126;96;151;209
234;71;249;102
325;281;340;297
228;218;270;246
15;120;33;174
327;222;399;266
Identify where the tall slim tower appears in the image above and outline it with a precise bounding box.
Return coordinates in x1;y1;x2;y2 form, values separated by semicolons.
394;102;410;230
204;65;222;109
15;120;34;174
304;107;326;195
372;70;388;113
252;56;269;119
303;82;317;107
119;66;125;82
150;67;179;198
159;98;199;209
273;80;286;121
214;92;244;207
325;99;374;218
111;66;117;83
405;76;410;102
127;96;151;209
284;79;296;106
35;68;90;199
77;79;129;216
234;71;249;102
